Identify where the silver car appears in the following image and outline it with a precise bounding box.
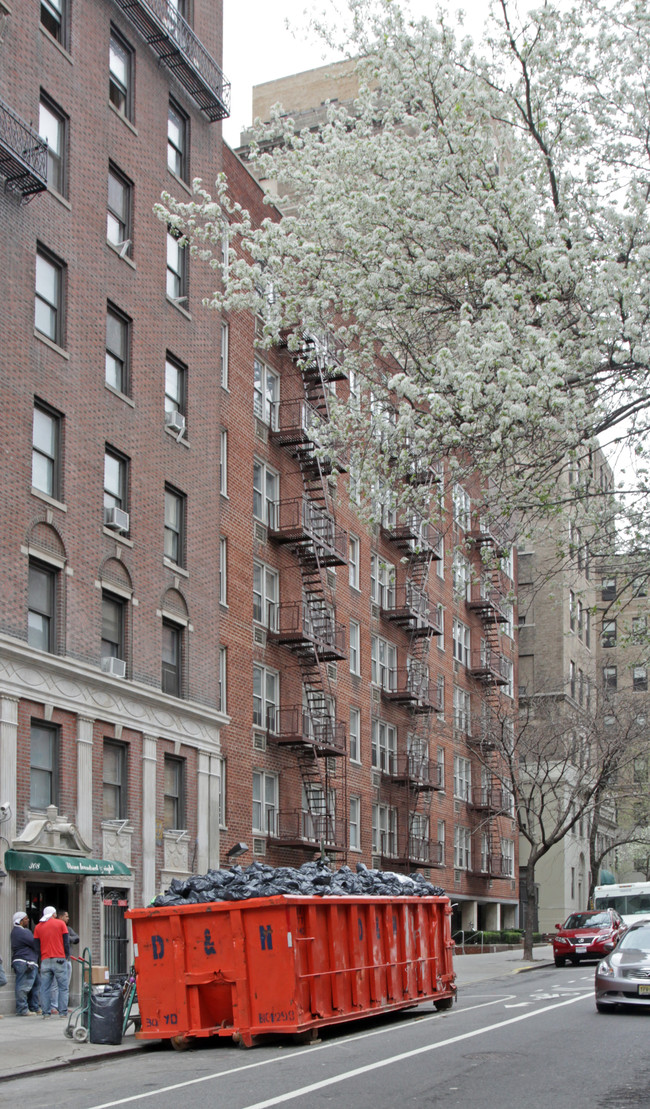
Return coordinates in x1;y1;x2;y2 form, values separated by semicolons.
595;920;650;1012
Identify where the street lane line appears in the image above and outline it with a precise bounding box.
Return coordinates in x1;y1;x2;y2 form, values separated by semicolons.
83;991;590;1109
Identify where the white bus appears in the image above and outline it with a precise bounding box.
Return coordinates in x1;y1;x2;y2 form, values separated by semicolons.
593;881;650;925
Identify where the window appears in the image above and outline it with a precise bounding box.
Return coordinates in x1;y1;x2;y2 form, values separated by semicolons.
601;619;617;648
39;96;67;195
253;770;278;835
436;604;445;649
253;359;279;428
106;305;130;393
348;535;360;590
350;796;361;851
35;247;65;346
219;537;227;605
218;756;226;827
601;577;616;602
437;747;445;791
371;718;397;773
104;448;129;516
454;825;471;870
28;561;56;652
107;165;133;255
437;820;446;865
349;707;361;763
220;430;228;495
162;620;183;696
103;740;127;820
253;561;278;629
634;666;648;692
452;618;470;667
109;30;133;119
372;803;397;856
570;660;576;699
453;685;471;734
349;619;360;675
452;484;471;531
436;536;444;578
219;646;227;713
30;721;58;809
101;592;125;663
569;590;576;632
501;546;514;580
253;459;278;528
370;555;395;609
41;0;67;45
163;356;187;427
32;401;61;500
163;754;185;829
603;665;617;691
371;635;396;691
453;755;471;801
634;577;648;597
167;99;189;180
503;656;514;698
164;486;186;567
452;552;471;601
167;230;187;301
220;322;229;388
253;663;278;731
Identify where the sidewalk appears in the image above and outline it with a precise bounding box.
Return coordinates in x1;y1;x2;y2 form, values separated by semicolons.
0;946;555;1083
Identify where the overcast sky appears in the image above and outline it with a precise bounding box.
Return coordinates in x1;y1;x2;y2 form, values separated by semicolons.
222;1;490;148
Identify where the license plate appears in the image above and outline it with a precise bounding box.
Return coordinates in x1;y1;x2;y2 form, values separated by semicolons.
638;983;650;996
575;945;587;953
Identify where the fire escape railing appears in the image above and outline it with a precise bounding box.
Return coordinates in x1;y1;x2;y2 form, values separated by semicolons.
0;98;47;199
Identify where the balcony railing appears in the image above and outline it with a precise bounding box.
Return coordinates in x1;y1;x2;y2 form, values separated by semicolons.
111;0;230;120
381;670;441;713
0;98;47;199
269;706;346;756
470;855;512;879
269;497;347;566
269;602;346;662
267;809;346;853
469;788;506;812
381;584;442;638
378;834;444;869
469;650;510;686
468;516;509;555
380;514;442;561
380;755;443;791
269;398;321;447
466;582;508;624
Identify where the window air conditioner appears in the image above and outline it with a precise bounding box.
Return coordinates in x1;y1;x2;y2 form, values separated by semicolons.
104;507;130;533
101;656;126;678
165;410;186;434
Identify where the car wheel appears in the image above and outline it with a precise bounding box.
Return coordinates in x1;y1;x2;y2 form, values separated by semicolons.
554;956;566;967
569;956;579;966
596;1001;613;1013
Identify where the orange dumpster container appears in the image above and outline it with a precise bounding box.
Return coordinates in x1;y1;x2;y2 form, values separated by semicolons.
126;894;456;1048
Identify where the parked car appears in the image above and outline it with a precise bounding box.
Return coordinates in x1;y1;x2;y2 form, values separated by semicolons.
553;909;625;967
595;919;650;1011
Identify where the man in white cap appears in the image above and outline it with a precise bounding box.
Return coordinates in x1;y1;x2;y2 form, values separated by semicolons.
34;905;69;1018
10;911;41;1015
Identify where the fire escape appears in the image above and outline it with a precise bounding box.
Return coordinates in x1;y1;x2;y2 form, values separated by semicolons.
465;517;512;880
377;481;445;873
0;97;47;200
267;335;348;857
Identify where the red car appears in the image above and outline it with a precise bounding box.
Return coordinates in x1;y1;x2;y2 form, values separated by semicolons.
553;909;625;966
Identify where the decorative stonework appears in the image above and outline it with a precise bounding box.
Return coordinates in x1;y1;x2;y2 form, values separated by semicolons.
0;635;226;747
102;821;134;867
163;830;190;876
13;805;91;854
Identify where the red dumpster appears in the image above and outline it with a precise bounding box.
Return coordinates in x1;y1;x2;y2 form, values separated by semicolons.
126;894;456;1048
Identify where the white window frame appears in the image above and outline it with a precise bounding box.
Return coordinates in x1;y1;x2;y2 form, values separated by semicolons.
452;552;471;601
453;685;471;733
348;534;360;590
452;618;471;667
349;707;361;763
501;838;515;877
253;663;279;731
453;755;472;801
218;755;226;828
349;619;361;676
454;825;471;870
253;358;279;428
253;458;278;529
370;554;396;609
372;802;397;856
371;635;396;691
219;645;227;714
253;560;279;630
252;769;278;836
220;322;229;388
350;795;361;850
452;484;471;531
219;429;228;496
219;537;227;606
437;604;445;650
371;718;397;773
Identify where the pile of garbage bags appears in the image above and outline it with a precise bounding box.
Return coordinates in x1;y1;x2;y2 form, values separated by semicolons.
153;860;446;906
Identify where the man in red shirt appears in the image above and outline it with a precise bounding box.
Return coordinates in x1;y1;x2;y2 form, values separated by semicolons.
34;906;69;1017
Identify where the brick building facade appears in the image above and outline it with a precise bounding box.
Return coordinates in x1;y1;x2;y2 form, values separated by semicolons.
0;2;518;1010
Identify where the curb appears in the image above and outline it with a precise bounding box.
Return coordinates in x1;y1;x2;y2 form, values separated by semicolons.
0;1042;145;1085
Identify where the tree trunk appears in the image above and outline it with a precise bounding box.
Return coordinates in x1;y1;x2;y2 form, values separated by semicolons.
522;862;537;960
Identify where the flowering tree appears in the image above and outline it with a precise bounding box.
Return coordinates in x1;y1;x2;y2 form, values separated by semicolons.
157;0;650;535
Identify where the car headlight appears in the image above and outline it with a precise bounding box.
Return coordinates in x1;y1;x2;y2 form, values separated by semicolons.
555;937;569;944
597;961;614;977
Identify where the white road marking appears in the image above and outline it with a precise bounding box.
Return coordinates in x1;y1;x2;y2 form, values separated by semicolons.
504;1002;531;1008
83;991;591;1109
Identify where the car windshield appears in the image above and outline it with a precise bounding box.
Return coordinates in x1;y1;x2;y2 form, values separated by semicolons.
618;925;650;952
563;912;610;929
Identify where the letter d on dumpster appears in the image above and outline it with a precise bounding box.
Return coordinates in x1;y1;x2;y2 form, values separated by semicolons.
152;934;165;961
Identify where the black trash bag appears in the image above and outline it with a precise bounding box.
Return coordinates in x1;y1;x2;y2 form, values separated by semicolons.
90;985;124;1044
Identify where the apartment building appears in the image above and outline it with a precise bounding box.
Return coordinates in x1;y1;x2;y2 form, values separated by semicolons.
0;8;518;1010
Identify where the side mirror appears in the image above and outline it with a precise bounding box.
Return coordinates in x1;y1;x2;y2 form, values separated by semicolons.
555;923;561;930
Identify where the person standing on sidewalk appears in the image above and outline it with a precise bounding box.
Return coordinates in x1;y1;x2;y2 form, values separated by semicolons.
34;906;69;1018
58;910;79;989
10;912;40;1016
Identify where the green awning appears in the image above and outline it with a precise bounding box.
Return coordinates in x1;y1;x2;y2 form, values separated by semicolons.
4;851;131;877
